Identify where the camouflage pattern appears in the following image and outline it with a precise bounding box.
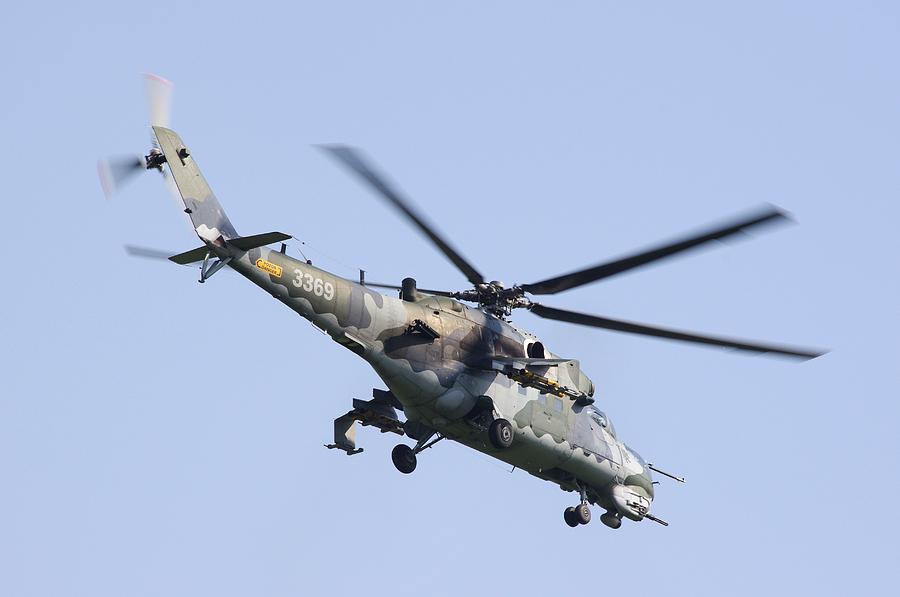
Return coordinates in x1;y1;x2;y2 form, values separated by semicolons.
154;126;238;242
152;126;656;527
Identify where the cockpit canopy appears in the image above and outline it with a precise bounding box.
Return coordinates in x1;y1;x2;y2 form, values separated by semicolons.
588;405;616;439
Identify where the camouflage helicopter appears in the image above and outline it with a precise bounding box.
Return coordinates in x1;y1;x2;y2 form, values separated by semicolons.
102;76;824;529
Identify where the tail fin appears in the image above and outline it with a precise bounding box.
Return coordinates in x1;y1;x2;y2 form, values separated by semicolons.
153;126;238;243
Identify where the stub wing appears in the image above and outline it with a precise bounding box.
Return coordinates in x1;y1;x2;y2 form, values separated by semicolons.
325;392;405;455
166;231;292;265
488;357;594;404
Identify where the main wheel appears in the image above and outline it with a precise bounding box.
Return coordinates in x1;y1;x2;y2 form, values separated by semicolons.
575;503;591;525
391;444;417;474
564;506;579;528
488;418;514;449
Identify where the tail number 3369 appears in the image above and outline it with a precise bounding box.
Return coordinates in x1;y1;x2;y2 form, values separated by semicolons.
292;270;335;300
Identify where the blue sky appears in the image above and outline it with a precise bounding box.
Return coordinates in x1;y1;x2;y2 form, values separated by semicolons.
1;2;898;596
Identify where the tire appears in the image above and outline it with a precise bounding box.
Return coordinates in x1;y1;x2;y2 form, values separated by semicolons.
391;444;417;474
575;503;591;525
488;418;514;449
564;507;579;528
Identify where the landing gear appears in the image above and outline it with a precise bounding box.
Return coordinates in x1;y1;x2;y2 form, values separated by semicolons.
488;418;514;449
391;444;417;474
563;503;591;526
391;432;444;474
575;503;591;525
563;481;592;527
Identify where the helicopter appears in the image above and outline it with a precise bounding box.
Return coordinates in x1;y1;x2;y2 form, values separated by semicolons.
101;75;825;529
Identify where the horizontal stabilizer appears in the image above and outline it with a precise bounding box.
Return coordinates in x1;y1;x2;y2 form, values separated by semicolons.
168;246;210;265
227;231;291;251
167;232;291;265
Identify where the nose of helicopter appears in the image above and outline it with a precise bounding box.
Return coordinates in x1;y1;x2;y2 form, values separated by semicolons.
611;483;653;522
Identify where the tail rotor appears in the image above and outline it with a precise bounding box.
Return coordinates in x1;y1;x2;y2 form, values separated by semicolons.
97;73;174;198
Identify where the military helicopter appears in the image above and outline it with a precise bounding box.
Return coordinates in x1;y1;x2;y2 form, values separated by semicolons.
101;76;825;529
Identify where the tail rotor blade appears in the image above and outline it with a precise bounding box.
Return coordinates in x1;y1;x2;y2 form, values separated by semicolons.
124;245;217;269
97;155;144;198
124;245;174;260
144;73;173;128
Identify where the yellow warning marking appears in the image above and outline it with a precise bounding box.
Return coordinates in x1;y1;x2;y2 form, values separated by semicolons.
255;258;283;278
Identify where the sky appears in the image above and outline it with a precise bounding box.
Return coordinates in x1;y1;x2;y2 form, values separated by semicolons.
1;2;898;596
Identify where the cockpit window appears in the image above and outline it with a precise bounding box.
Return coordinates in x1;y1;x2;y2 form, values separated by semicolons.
628;446;647;467
588;406;617;438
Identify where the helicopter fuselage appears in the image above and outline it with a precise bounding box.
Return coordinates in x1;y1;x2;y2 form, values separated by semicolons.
120;124;820;530
231;246;655;524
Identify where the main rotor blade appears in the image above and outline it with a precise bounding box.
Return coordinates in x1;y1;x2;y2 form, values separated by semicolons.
522;206;790;295
529;303;826;360
364;281;456;297
319;145;485;286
